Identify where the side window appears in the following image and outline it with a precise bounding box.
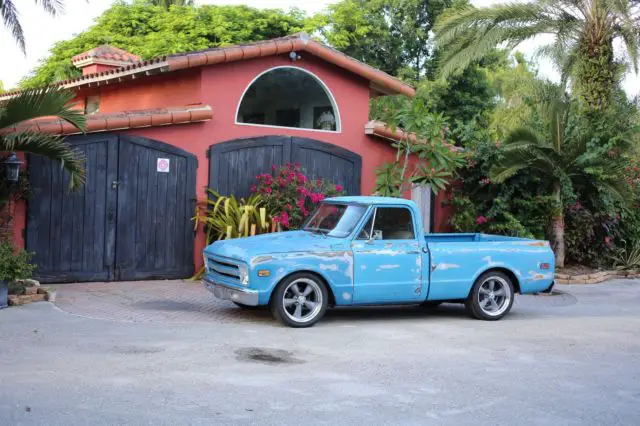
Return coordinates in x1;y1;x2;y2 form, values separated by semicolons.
357;207;415;240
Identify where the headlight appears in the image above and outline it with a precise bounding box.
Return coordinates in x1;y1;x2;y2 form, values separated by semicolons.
238;264;249;286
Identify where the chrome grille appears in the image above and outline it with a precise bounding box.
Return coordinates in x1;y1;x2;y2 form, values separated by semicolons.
207;256;241;281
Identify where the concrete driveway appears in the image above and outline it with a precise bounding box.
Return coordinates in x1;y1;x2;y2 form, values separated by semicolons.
1;280;639;425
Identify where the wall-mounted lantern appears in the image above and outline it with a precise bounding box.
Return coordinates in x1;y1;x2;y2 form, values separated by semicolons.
3;153;23;182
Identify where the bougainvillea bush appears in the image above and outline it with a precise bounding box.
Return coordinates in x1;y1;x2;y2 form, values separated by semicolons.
252;163;345;229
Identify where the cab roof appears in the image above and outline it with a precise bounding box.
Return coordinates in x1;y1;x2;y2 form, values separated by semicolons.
326;196;417;207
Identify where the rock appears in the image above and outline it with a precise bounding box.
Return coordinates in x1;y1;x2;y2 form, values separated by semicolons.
45;290;56;302
7;295;22;306
24;287;38;296
24;279;40;287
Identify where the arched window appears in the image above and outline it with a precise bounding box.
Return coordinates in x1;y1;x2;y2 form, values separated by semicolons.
236;66;340;132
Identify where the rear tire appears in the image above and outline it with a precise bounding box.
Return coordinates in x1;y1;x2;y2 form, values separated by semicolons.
465;271;515;321
270;273;329;328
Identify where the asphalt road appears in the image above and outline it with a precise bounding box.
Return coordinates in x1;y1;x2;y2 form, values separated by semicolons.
1;281;639;425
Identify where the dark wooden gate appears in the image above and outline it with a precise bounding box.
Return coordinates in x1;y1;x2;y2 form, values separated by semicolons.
27;134;197;283
208;136;361;198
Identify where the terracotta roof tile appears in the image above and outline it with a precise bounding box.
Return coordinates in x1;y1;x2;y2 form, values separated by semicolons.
0;33;414;101
365;120;463;152
0;104;212;136
72;45;141;64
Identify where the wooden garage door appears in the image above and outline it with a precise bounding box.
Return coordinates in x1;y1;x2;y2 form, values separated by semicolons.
208;136;361;198
27;134;197;283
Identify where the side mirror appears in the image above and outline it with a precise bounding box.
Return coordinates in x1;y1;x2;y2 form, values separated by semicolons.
367;230;382;243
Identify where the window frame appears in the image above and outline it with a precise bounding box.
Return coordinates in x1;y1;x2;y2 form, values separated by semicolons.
354;206;418;241
234;65;342;134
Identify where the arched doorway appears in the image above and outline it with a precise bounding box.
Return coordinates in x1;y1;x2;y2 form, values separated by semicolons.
27;133;197;282
208;136;362;199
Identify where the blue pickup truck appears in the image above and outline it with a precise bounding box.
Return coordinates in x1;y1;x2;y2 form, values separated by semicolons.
203;196;555;327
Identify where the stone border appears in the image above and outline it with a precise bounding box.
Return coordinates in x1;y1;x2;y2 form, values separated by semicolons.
555;270;640;285
7;287;56;306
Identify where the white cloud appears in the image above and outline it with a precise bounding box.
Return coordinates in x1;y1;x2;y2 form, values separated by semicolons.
1;0;637;96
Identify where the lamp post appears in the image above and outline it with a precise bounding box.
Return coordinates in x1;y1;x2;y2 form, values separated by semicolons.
3;153;22;182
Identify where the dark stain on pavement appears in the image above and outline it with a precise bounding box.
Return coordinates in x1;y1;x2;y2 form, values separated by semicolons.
235;347;305;365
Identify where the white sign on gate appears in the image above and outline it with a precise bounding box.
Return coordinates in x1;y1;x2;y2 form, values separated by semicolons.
157;158;170;173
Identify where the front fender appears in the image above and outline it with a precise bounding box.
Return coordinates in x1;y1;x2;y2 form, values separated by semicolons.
249;251;354;305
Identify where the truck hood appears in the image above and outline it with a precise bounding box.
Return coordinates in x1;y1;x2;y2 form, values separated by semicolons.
203;230;339;261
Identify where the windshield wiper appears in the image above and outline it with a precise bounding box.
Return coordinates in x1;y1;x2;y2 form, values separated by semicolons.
304;227;330;235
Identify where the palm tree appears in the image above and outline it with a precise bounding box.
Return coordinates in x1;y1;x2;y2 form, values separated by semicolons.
1;89;86;189
1;0;64;53
489;87;633;267
435;0;639;111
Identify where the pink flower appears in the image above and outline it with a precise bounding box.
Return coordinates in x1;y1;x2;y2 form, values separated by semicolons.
479;178;491;185
279;211;290;227
286;204;292;210
250;185;257;193
335;184;343;192
264;187;272;194
297;174;307;184
604;236;612;246
476;216;488;225
272;164;277;170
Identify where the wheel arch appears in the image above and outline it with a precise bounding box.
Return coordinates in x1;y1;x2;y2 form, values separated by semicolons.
269;269;337;307
472;267;522;295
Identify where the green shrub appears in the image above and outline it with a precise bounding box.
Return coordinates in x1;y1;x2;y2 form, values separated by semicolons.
0;242;37;282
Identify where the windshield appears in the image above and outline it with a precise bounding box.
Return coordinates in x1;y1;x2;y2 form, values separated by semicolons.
303;203;367;238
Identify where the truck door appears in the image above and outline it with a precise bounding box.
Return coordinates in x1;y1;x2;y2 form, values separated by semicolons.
351;206;424;303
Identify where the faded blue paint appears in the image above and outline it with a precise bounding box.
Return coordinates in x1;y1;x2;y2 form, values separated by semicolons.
203;196;555;308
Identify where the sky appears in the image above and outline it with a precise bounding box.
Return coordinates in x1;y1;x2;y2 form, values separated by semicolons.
0;0;638;96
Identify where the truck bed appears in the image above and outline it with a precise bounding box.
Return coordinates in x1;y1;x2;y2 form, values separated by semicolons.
424;233;533;243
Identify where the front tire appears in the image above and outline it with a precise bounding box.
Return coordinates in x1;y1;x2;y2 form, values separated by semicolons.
465;271;515;321
270;273;329;328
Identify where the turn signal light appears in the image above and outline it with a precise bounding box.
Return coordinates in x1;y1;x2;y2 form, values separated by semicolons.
258;269;271;277
540;263;550;270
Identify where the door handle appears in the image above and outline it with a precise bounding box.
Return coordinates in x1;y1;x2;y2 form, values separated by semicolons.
112;180;121;189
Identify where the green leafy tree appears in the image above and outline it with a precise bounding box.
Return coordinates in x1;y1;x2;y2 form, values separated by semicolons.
489;87;635;267
372;97;466;196
314;0;454;80
435;0;640;111
149;0;193;9
20;1;313;88
1;0;63;53
1;89;87;189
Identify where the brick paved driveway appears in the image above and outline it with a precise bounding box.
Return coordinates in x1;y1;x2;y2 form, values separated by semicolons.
51;280;274;324
53;279;587;326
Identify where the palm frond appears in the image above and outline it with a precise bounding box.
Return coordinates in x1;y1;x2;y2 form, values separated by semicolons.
1;131;85;190
0;88;85;130
33;0;64;15
1;0;25;53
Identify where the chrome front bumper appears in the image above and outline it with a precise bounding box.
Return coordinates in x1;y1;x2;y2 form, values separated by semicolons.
203;276;259;306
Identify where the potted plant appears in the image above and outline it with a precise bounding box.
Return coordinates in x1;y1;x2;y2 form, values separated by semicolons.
0;241;37;308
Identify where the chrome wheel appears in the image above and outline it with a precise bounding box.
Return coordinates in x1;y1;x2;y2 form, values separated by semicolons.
478;276;512;317
282;278;323;324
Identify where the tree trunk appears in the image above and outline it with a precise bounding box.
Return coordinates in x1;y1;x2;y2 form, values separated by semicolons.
576;17;614;112
550;214;565;269
549;183;565;268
